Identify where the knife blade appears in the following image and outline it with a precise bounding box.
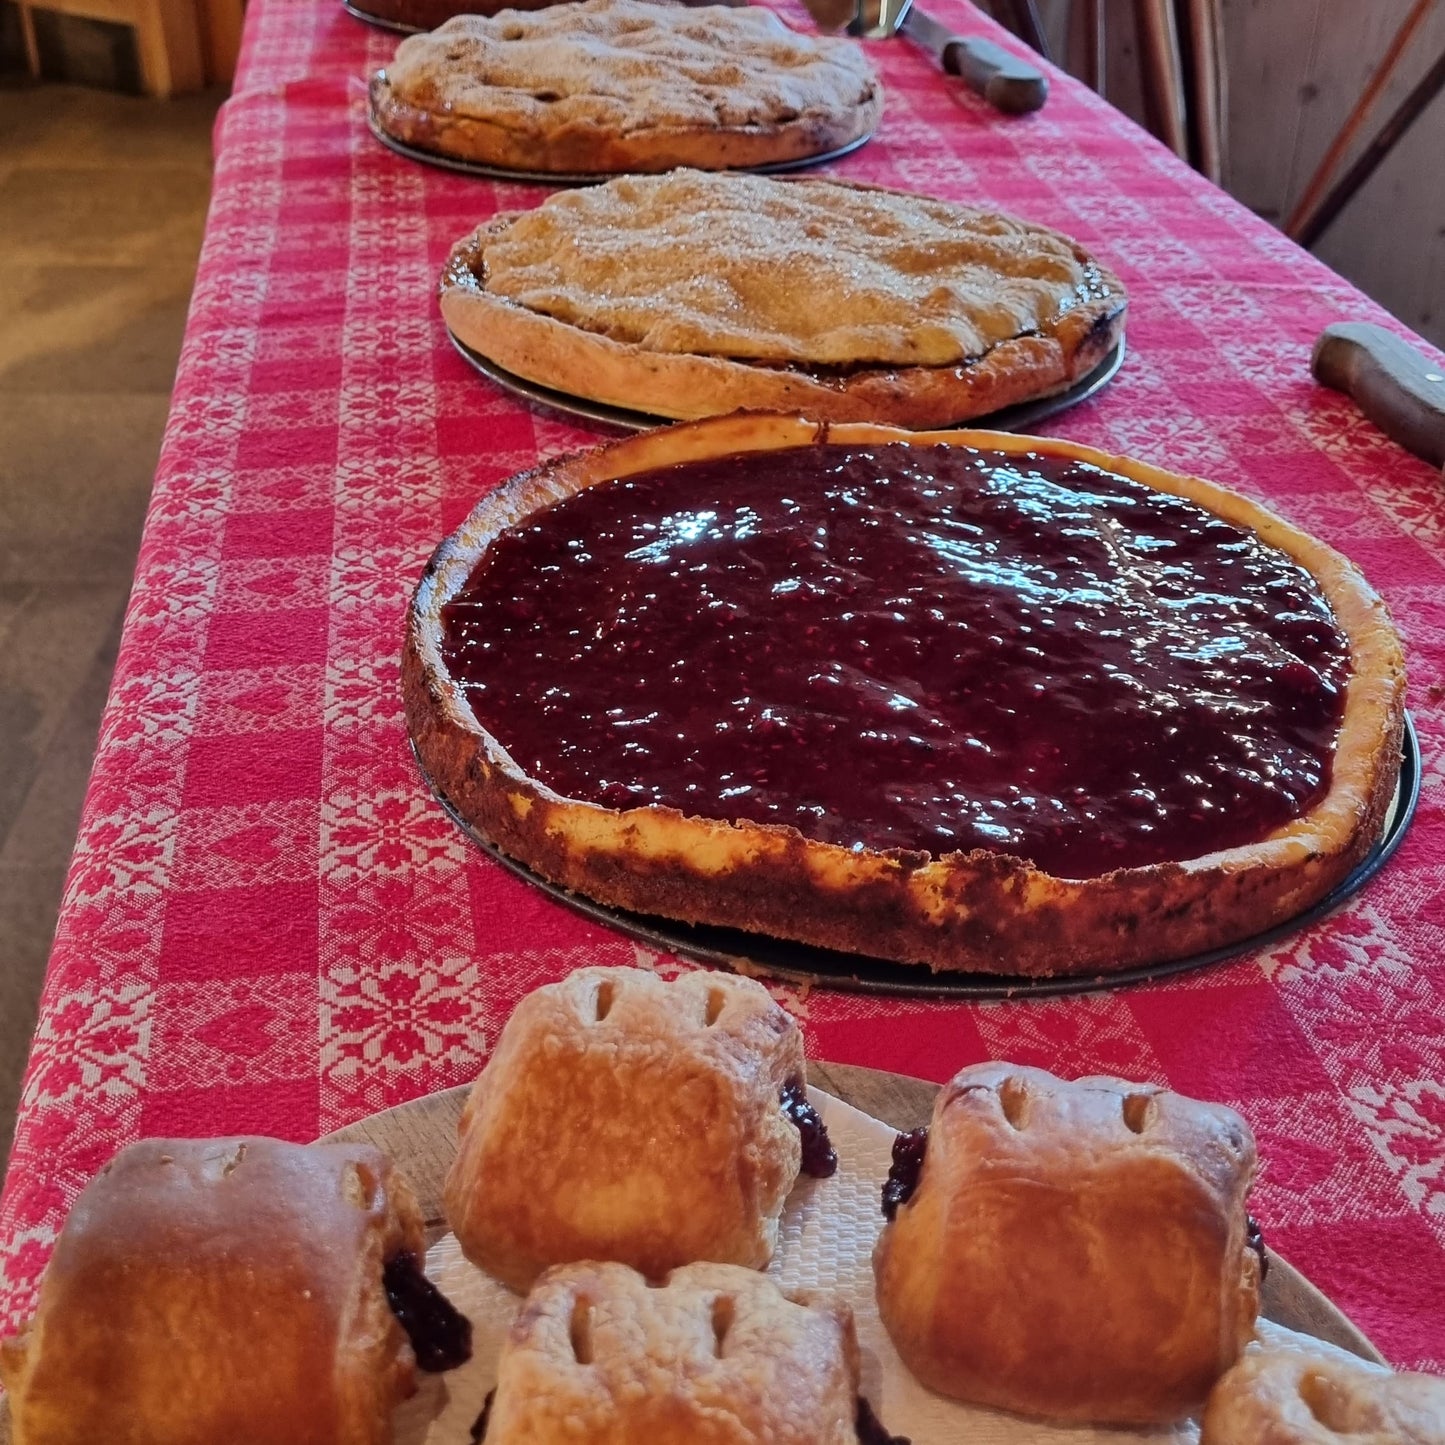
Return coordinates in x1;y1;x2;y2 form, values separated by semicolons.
1312;322;1445;471
847;0;1048;115
898;8;1049;114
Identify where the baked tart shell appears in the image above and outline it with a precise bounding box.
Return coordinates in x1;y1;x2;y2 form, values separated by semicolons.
403;414;1406;978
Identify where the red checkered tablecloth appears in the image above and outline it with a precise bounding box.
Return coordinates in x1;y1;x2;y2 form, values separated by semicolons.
3;0;1444;1372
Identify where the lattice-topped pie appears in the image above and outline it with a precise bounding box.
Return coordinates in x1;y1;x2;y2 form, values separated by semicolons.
371;0;881;174
440;169;1124;426
403;414;1405;977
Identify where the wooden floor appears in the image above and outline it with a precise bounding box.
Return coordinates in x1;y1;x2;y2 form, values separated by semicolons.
0;81;222;1165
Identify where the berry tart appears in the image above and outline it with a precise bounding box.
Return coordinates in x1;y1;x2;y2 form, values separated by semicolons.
403;413;1406;977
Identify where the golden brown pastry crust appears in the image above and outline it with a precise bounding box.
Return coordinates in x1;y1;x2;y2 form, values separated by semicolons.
443;966;806;1292
0;1138;425;1445
372;0;881;174
483;1261;861;1444
1202;1348;1445;1445
873;1063;1261;1425
438;170;1124;427
402;412;1407;978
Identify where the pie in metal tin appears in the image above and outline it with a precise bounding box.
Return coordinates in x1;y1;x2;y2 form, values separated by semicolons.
403;415;1406;978
439;170;1127;429
371;0;881;175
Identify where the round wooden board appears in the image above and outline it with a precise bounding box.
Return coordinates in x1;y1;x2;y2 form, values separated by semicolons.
0;1063;1384;1442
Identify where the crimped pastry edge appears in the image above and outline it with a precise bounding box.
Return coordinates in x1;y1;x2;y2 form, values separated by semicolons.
437;186;1127;427
402;413;1406;978
368;61;882;175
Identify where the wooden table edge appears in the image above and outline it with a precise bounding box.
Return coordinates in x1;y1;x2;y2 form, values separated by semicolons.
0;1061;1386;1443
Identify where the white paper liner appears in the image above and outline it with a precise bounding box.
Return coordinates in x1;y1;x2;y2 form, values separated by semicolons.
402;1089;1382;1444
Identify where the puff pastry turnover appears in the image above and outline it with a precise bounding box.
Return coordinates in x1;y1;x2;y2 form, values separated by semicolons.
1203;1348;1445;1445
477;1261;866;1444
443;966;828;1292
872;1063;1261;1425
0;1137;467;1445
372;0;881;174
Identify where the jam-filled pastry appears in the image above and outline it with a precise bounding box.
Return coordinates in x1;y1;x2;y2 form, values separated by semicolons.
444;965;832;1292
477;1260;880;1444
1202;1348;1445;1445
872;1062;1260;1426
0;1137;471;1445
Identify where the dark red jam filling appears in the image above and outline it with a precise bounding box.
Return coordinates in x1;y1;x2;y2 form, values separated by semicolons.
440;444;1350;879
781;1076;838;1177
857;1394;912;1445
882;1127;929;1221
382;1251;473;1372
1247;1213;1269;1282
470;1390;495;1444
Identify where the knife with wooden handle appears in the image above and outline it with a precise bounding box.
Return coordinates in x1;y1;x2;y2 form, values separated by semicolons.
1312;322;1445;471
843;0;1048;115
899;9;1049;114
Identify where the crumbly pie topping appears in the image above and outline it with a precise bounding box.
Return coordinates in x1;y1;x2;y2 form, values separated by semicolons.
477;170;1113;368
385;0;878;143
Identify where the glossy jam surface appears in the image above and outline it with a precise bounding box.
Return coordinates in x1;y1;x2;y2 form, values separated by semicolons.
1247;1213;1269;1282
857;1395;912;1445
441;444;1349;878
781;1076;838;1177
382;1251;473;1372
882;1127;929;1221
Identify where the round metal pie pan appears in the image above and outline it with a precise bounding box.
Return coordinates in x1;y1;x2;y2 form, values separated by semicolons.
415;712;1420;999
343;0;423;32
445;329;1129;434
366;106;875;184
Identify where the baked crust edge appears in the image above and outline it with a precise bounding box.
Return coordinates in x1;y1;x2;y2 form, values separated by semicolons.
437;193;1127;427
370;70;882;175
402;413;1406;978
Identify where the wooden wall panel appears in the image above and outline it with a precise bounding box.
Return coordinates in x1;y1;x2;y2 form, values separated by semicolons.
1012;0;1445;347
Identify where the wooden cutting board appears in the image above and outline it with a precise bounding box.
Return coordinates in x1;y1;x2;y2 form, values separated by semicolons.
0;1062;1383;1442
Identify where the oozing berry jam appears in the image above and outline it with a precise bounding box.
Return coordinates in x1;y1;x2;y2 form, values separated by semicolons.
1247;1213;1269;1282
440;444;1350;879
857;1394;912;1445
781;1076;838;1177
470;1391;495;1444
382;1251;473;1372
882;1127;928;1220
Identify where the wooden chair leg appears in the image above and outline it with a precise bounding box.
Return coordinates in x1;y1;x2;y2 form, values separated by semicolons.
18;2;42;76
1183;0;1225;183
197;0;242;85
133;0;204;96
1083;0;1105;93
1134;0;1189;160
